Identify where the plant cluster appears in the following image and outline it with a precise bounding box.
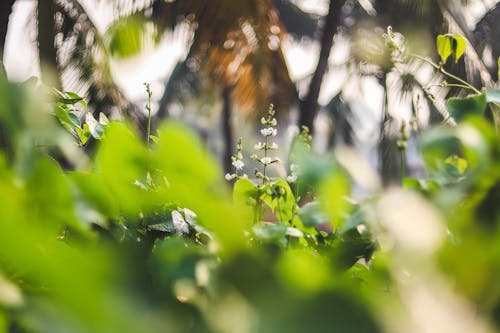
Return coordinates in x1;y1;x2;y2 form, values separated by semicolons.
0;29;499;333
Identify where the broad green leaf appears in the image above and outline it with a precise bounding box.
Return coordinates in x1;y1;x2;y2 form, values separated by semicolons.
437;34;453;64
446;93;487;122
260;180;296;222
68;172;119;219
25;156;85;233
155;122;245;253
233;178;258;224
95;122;156;217
319;170;350;229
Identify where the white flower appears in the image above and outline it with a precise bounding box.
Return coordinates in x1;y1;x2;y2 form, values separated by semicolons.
225;173;236;181
269;142;278;149
254;142;265;150
172;210;189;234
260;157;272;165
260;127;277;137
286;174;298;183
290;163;298;172
232;159;244;170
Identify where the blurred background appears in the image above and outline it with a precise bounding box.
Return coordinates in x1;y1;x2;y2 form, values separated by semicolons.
1;0;499;184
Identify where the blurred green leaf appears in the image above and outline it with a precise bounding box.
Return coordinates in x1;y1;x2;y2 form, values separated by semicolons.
68;172;119;220
486;88;500;104
319;170;350;229
233;178;258;223
446;93;487;123
106;16;161;58
253;223;287;242
298;201;328;228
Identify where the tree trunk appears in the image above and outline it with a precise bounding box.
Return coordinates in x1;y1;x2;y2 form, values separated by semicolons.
298;0;346;134
0;0;15;57
0;0;16;75
37;0;62;89
378;74;402;185
222;85;234;176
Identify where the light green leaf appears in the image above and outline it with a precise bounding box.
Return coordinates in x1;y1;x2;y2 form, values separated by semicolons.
260;180;296;222
233;178;258;223
453;34;466;63
436;34;467;64
437;34;453;64
319;170;350;229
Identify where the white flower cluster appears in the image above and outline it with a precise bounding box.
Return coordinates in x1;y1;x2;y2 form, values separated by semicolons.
260;127;277;137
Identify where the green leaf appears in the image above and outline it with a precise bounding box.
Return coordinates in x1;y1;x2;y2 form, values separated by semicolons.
437;34;453;64
106;16;162;58
75;124;91;145
95;122;155;217
233;178;258;223
252;223;287;242
298;201;328;228
25;157;86;233
260;180;296;222
453;34;466;63
486;88;500;104
319;170;350;229
68;172;119;220
436;34;467;64
446;93;487;122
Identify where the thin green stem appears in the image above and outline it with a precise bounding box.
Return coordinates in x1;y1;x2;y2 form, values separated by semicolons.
409;54;481;94
144;83;153;149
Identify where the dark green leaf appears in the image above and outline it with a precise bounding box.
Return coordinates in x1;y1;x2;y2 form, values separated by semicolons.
446;93;487;122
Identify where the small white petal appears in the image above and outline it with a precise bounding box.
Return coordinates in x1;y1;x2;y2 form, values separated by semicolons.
225;173;236;181
232;160;245;170
254;142;265;150
260;157;272;165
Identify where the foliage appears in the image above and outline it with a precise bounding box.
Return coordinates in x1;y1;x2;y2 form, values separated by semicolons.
1;29;500;333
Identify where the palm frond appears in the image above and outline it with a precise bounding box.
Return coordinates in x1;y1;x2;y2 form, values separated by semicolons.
55;0;144;129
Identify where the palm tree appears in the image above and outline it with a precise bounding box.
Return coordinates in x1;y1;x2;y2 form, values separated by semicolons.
1;0;143;129
298;0;347;135
106;0;302;173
